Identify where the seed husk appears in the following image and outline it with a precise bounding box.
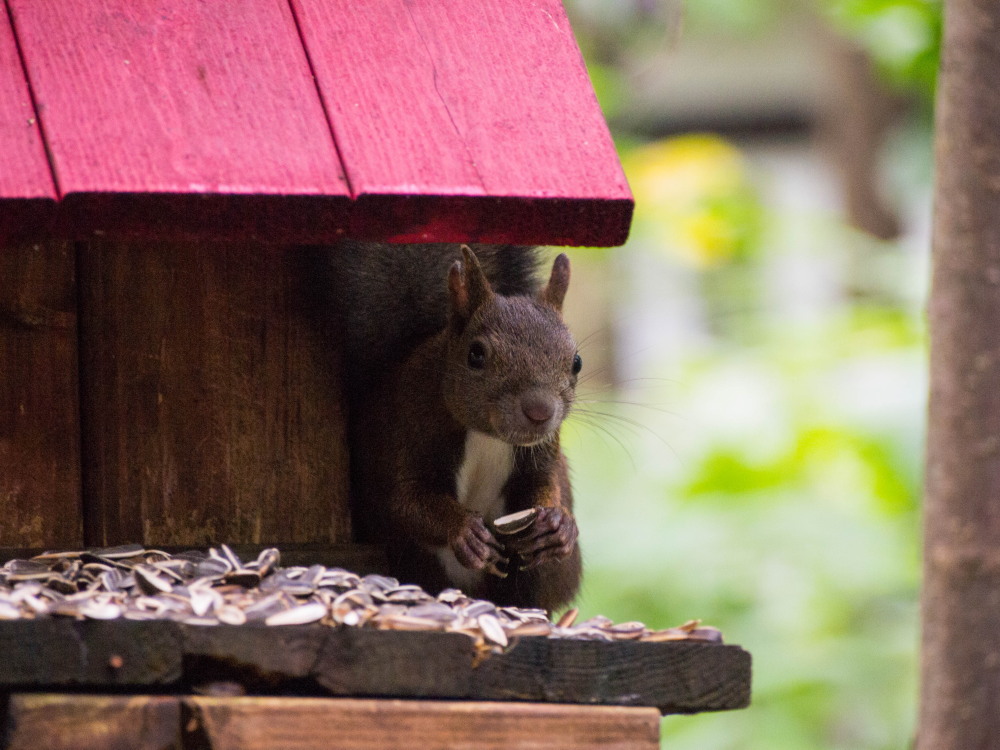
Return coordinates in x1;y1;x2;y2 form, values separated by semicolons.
0;545;724;648
264;601;328;626
556;607;579;628
134;566;172;595
216;605;247;626
88;544;145;560
493;508;538;535
477;614;508;647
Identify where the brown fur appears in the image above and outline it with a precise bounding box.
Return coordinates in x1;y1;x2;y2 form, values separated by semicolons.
348;245;582;612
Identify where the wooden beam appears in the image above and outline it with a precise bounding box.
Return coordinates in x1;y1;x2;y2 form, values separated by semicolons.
184;697;661;750
4;694;660;750
0;620;182;687
0;243;83;549
6;695;182;750
76;240;350;547
0;621;750;715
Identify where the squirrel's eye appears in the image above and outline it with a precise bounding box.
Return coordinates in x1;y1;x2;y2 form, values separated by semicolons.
468;341;487;369
572;353;583;375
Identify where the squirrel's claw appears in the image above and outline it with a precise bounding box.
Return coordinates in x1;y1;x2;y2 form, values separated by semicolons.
508;507;578;569
451;515;507;572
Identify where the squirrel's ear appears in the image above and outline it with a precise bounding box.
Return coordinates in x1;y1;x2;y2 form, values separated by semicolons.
448;245;493;323
541;253;570;311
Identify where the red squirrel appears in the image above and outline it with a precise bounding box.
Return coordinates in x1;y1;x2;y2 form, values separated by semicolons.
335;243;582;612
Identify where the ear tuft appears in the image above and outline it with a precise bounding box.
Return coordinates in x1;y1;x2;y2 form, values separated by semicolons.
541;253;570;311
448;245;494;324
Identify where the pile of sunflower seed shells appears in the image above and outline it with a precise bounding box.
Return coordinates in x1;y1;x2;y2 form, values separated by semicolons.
0;545;721;653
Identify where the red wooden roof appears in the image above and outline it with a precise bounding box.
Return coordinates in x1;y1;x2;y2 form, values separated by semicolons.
0;5;55;240
1;0;632;246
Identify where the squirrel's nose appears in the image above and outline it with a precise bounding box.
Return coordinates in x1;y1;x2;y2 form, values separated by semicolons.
522;394;557;424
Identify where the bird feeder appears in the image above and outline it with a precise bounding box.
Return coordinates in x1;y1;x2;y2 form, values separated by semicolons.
0;1;749;746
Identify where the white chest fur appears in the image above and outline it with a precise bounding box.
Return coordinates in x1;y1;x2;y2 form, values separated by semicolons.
454;430;515;521
437;430;515;591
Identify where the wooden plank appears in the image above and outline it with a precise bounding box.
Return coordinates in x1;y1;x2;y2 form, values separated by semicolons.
6;695;182;750
0;620;182;686
2;694;657;750
0;243;83;549
0;6;52;200
472;634;749;714
0;621;750;715
0;6;55;242
184;697;660;750
311;629;750;714
290;0;633;246
4;0;631;245
76;240;350;547
6;0;349;242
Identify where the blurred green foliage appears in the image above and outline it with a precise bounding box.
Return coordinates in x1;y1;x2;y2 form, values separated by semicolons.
823;0;941;102
560;2;933;747
573;0;942;106
564;277;922;749
624;136;764;268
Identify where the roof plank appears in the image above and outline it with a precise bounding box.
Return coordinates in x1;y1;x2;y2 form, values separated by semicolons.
0;7;55;240
7;0;350;241
2;0;632;246
0;8;52;200
292;0;633;246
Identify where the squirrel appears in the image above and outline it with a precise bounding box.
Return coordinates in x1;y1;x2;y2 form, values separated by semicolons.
328;242;582;612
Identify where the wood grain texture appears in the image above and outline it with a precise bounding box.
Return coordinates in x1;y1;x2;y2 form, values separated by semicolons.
77;239;349;547
0;621;751;716
278;0;632;246
184;697;660;750
6;0;350;241
0;6;55;242
6;695;182;750
0;243;83;549
471;634;749;713
2;0;631;245
0;6;52;200
0;620;182;686
3;695;658;750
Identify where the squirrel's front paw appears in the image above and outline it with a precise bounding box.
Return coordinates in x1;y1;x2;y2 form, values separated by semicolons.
450;516;508;576
507;507;578;570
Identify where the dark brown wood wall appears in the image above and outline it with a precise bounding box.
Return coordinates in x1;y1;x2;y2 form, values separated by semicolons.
0;243;82;549
1;242;350;550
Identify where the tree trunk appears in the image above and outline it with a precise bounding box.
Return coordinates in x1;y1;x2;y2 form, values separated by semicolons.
921;1;1000;747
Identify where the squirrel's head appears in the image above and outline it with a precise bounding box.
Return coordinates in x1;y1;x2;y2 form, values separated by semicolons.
442;246;580;446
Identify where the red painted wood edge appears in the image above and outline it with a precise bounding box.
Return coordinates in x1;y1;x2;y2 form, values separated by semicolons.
350;194;633;247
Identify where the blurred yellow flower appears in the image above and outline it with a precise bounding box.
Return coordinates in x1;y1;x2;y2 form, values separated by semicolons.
623;134;761;268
